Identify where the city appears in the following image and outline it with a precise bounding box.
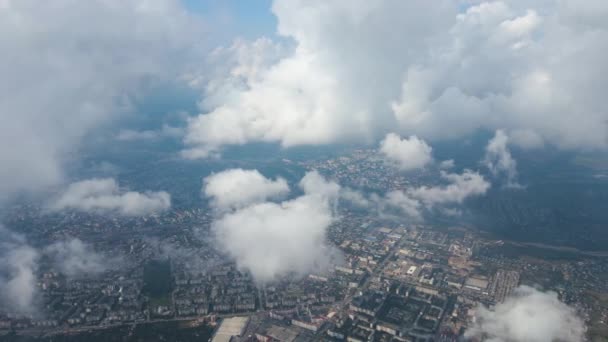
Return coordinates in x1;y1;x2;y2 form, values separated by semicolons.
1;1;607;341
1;151;606;341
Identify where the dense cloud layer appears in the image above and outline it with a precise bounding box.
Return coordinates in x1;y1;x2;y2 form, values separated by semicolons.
184;0;608;157
3;0;605;194
466;286;585;342
203;169;289;210
207;170;340;283
379;133;433;171
51;178;171;216
2;0;606;194
0;0;202;198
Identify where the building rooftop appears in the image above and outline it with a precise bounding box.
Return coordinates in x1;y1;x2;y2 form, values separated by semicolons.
211;316;250;342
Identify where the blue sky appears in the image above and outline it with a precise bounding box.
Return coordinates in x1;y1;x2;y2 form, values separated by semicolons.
181;0;277;40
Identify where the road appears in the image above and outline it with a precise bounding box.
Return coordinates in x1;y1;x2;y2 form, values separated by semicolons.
313;234;407;340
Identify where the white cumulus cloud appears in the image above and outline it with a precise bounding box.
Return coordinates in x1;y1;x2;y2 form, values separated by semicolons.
439;159;455;169
184;0;608;157
484;129;521;188
50;178;171;216
466;286;585;342
379;133;433;171
342;169;490;220
203;169;290;210
209;170;340;283
382;191;423;220
409;170;491;207
299;170;341;200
